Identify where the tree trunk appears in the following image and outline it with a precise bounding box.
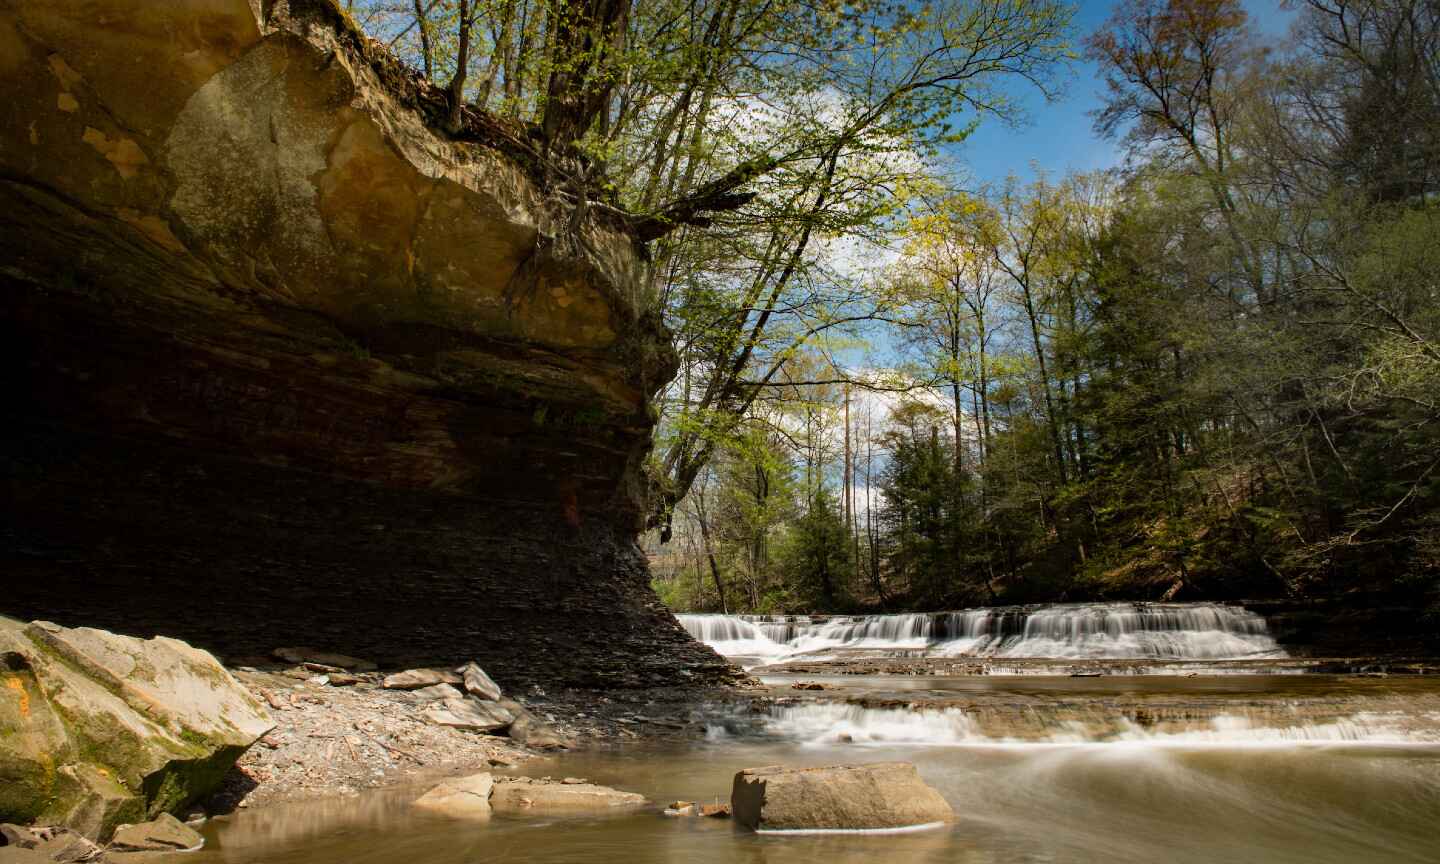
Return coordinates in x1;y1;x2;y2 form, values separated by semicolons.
444;0;473;134
411;0;434;80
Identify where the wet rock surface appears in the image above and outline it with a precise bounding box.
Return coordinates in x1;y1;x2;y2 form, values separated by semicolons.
410;773;493;820
108;814;203;853
489;778;646;813
731;762;953;832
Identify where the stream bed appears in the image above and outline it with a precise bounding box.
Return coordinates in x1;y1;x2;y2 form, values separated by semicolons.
185;673;1440;864
185;604;1440;863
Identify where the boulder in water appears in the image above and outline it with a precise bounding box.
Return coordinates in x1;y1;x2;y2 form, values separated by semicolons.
730;763;952;832
490;779;646;813
412;773;493;820
0;618;273;841
108;813;204;853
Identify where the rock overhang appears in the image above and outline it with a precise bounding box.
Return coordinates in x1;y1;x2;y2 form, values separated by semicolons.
0;0;731;688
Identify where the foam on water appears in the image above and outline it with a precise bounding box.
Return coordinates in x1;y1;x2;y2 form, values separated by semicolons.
752;702;1440;748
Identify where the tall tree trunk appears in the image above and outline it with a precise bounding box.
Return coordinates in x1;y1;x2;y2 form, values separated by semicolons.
1019;280;1068;485
694;484;726;613
478;0;517;109
412;0;434;79
444;0;473;133
541;0;631;151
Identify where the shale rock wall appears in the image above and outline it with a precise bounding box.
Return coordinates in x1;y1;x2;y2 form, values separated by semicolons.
0;0;733;687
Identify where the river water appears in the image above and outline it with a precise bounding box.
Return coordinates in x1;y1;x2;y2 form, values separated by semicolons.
185;604;1440;863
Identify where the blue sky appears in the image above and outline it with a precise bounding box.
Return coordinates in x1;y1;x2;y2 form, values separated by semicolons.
955;0;1297;186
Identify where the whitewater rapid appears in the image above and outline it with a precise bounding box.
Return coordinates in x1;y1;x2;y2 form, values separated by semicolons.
736;702;1440;748
677;603;1285;664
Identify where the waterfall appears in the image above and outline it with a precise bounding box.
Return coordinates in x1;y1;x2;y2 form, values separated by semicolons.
676;603;1284;662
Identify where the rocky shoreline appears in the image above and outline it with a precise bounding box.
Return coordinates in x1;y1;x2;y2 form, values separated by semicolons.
0;615;751;862
212;662;756;812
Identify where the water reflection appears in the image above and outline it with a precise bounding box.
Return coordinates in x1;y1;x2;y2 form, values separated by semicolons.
182;676;1440;864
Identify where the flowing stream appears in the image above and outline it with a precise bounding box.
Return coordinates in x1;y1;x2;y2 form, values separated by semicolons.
186;604;1440;863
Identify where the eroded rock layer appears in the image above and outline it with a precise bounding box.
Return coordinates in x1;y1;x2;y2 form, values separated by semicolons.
0;0;733;687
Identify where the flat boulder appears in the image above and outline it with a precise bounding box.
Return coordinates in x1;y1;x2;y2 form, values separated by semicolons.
490;779;646;813
730;763;952;832
422;698;514;732
411;773;492;820
0;618;273;841
383;669;464;690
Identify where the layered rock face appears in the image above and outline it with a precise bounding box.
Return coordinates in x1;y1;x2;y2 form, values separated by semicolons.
0;0;733;686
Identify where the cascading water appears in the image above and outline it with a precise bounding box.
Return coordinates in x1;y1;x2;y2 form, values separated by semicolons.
740;702;1440;747
677;603;1284;662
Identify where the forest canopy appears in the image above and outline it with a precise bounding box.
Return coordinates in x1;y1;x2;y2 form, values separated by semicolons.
345;0;1440;620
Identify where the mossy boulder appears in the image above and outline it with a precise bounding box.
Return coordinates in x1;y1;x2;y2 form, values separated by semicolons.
0;617;272;840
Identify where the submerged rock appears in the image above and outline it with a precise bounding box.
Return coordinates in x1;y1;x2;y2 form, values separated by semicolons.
411;773;493;820
489;779;646;813
730;763;953;832
0;618;273;841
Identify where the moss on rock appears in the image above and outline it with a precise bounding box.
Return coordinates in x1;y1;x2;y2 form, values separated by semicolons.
0;617;272;841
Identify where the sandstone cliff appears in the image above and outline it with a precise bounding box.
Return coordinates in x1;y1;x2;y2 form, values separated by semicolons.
0;0;734;687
